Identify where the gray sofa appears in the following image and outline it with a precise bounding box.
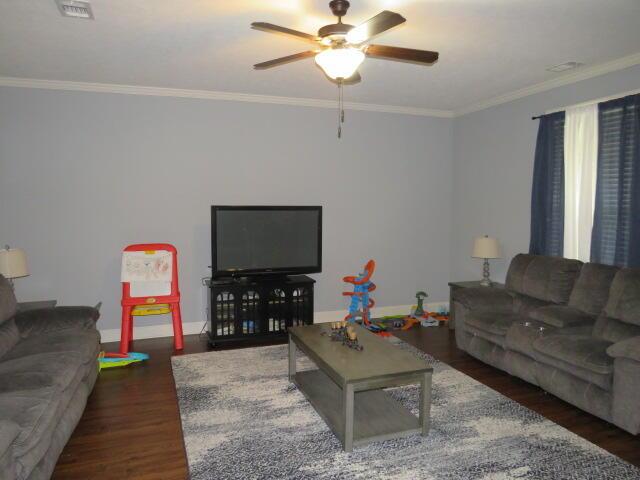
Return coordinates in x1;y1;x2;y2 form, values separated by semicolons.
453;254;640;435
0;275;100;480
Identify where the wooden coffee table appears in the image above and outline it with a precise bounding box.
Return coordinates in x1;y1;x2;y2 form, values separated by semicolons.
288;323;433;452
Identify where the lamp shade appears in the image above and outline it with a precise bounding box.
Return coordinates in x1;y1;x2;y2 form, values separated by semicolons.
0;248;29;279
315;47;364;80
472;236;501;259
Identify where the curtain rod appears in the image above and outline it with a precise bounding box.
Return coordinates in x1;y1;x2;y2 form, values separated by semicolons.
531;87;640;120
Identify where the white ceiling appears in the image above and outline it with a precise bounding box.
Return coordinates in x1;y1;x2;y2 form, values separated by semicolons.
1;0;639;112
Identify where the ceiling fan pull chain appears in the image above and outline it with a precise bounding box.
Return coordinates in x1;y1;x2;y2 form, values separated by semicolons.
337;82;342;138
340;82;345;123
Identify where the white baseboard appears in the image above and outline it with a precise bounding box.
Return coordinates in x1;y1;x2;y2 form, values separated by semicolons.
98;302;448;343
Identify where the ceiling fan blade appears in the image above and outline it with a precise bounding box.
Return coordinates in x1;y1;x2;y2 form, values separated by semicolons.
366;44;439;65
251;22;319;43
346;11;406;44
328;71;362;85
254;51;316;70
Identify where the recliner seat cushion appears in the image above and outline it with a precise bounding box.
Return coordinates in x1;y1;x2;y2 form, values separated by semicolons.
465;312;521;348
533;335;614;390
3;329;100;361
529;305;596;328
568;263;619;316
505;254;582;304
505;319;554;358
0;353;85;392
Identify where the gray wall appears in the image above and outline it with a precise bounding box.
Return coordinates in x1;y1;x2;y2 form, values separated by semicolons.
0;86;453;330
451;64;640;282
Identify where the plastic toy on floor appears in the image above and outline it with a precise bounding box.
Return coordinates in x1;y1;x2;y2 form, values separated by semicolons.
342;260;390;336
403;291;450;328
99;351;149;370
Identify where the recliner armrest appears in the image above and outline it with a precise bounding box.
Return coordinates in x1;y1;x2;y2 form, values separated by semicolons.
14;306;99;337
453;287;514;312
607;336;640;363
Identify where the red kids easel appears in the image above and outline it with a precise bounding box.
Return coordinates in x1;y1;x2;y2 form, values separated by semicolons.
119;243;183;354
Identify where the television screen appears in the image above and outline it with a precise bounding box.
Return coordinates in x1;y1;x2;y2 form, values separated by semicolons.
212;206;322;277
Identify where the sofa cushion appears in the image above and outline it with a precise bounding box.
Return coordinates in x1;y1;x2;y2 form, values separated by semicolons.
15;307;100;338
592;314;640;344
0;318;19;360
568;263;619;316
505;254;582;304
512;293;550;317
0;275;17;326
505;319;554;358
607;336;640;363
533;335;614;390
4;329;100;362
529;305;596;329
0;353;85;392
603;268;640;326
466;312;521;348
452;287;514;313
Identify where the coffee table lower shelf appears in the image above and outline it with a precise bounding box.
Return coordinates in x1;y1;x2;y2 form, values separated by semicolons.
293;369;422;450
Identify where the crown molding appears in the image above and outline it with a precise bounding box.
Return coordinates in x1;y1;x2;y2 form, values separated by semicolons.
0;76;454;118
2;50;638;119
453;51;640;117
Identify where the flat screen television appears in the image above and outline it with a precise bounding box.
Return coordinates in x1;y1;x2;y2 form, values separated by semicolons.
211;206;322;278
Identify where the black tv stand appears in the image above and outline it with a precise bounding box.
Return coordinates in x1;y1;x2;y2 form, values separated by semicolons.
206;275;315;347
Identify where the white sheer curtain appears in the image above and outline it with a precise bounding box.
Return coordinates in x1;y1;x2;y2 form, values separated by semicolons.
563;104;598;261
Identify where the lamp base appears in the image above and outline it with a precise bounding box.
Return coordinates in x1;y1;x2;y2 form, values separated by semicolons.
480;258;492;287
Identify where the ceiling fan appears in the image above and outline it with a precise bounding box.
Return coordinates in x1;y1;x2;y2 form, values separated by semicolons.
251;0;439;84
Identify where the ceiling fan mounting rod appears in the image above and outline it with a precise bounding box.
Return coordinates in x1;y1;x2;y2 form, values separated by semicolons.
329;0;350;20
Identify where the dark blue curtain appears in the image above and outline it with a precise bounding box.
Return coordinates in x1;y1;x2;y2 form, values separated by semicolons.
530;111;565;256
591;94;640;267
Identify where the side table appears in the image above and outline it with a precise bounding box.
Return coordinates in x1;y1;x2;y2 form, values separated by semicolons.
448;281;505;330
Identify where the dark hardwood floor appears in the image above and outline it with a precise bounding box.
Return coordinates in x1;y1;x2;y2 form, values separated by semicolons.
53;325;640;479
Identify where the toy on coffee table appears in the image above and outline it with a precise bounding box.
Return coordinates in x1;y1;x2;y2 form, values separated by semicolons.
325;321;364;351
342;260;389;335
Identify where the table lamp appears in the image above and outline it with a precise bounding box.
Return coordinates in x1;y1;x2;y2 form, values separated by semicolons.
0;246;29;289
472;236;501;287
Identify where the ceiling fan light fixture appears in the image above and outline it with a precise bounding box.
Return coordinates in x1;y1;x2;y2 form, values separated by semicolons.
315;47;365;80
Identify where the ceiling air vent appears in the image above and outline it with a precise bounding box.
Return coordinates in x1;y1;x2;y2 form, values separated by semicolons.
546;62;584;73
56;0;94;19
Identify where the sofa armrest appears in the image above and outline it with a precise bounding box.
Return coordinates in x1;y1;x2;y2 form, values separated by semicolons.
453;287;514;312
0;420;20;477
607;336;640;363
610;339;640;434
14;306;99;338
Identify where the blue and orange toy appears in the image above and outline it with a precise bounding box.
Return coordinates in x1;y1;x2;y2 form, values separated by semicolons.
343;260;388;335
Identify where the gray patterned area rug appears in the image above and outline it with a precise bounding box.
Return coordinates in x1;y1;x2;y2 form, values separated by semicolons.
171;341;640;480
